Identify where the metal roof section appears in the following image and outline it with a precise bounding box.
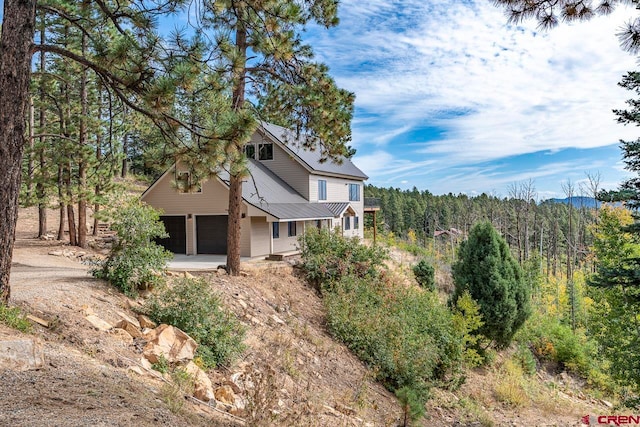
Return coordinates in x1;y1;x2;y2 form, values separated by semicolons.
323;202;354;217
259;122;368;180
220;159;335;220
260;203;335;221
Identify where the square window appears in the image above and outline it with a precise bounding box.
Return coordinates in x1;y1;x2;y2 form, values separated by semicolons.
272;222;279;239
318;180;327;201
258;143;273;160
288;221;297;237
176;171;201;193
349;183;360;201
244;144;256;159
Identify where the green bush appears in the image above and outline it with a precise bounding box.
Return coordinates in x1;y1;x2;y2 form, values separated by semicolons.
513;344;537;376
323;274;465;399
517;314;595;378
0;304;31;333
143;277;246;369
300;230;476;419
413;259;435;290
299;227;388;289
92;193;172;296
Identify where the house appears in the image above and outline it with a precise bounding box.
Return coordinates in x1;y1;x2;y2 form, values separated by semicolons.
140;122;368;258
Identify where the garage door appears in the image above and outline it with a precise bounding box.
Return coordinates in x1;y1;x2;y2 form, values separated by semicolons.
157;216;186;254
196;215;228;254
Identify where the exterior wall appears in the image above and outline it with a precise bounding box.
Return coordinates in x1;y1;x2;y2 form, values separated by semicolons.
250;216;270;257
248;133;311;199
272;220;303;253
143;166;255;256
142;167;229;215
240;216;251;257
310;174;365;239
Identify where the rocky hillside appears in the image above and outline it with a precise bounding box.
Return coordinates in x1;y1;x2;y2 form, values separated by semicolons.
0;207;615;426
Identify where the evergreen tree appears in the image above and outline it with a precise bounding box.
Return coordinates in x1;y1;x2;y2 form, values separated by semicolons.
451;222;531;348
0;0;189;303
182;0;354;275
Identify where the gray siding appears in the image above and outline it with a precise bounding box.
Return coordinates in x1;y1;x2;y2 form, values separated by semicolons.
248;133;310;199
250;217;270;257
240;216;251;257
272;221;302;253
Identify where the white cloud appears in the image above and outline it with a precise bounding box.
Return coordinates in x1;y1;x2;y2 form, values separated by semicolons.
308;0;640;195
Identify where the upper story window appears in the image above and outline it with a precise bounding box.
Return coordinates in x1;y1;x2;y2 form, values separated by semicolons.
349;183;360;201
318;179;327;201
258;143;273;160
176;171;202;194
244;144;256;159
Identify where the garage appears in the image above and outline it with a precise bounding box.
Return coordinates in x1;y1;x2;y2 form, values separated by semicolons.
157;216;186;254
196;215;228;254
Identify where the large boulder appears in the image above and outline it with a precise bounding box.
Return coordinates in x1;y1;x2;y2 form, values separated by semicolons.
143;324;197;364
184;361;215;402
0;338;45;371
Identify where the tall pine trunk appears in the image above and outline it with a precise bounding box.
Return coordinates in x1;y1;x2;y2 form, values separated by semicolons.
226;25;248;276
93;85;103;236
77;29;88;248
0;0;37;303
27;96;35;199
66;162;77;247
37;20;48;238
57;165;66;240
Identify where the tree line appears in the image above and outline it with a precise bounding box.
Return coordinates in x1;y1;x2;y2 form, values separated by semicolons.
365;177;602;276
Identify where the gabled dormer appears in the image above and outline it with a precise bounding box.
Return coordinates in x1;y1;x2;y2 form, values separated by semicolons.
242;122;368;200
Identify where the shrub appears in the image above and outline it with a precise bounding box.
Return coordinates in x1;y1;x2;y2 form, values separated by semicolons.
299;227;388;289
92;193;172;296
323;274;465;401
517;313;596;378
0;304;31;333
143;277;246;369
396;386;428;426
413;259;435;290
451;291;485;367
452;222;531;348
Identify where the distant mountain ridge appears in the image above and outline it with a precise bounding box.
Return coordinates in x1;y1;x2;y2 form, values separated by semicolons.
541;196;600;208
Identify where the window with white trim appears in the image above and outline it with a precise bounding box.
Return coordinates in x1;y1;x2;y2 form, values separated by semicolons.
244;144;256;159
318;179;327;201
272;222;279;239
288;221;297;237
349;183;360;201
258;143;273;160
344;216;351;230
176;171;202;193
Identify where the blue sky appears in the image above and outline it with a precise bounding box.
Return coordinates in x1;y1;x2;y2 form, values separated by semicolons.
303;0;640;199
4;0;638;199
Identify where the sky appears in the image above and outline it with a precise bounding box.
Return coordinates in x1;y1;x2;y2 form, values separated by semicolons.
3;0;639;199
302;0;640;199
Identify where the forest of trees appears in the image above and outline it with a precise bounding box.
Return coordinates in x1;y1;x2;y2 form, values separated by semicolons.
365;178;602;277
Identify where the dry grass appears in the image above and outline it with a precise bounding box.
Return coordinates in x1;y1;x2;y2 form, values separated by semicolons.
494;360;529;407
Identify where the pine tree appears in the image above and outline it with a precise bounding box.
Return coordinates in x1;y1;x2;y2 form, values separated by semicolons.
451;222;531;348
0;0;189;303
181;0;354;275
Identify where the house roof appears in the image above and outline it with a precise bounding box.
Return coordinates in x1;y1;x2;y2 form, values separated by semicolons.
259;122;368;180
324;202;355;217
220;159;335;221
